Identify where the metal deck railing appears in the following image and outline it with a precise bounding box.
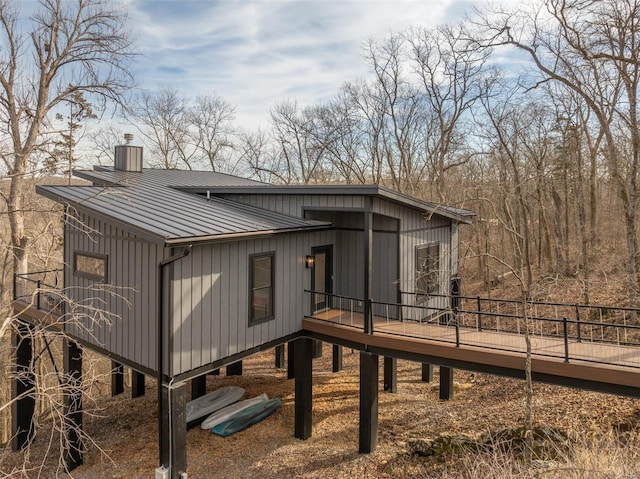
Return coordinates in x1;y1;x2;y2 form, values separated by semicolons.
13;269;64;314
305;290;640;370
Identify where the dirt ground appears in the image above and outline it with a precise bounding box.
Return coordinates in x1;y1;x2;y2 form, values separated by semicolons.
1;342;639;479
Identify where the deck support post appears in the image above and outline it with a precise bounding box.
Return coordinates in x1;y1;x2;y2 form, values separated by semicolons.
191;374;207;399
440;366;454;400
359;351;379;453
275;344;285;369
294;337;313;440
11;321;35;451
421;363;434;382
287;340;295;379
111;361;124;396
312;339;323;358
131;371;145;398
332;345;343;372
160;381;188;479
63;339;83;471
383;357;397;393
226;361;243;376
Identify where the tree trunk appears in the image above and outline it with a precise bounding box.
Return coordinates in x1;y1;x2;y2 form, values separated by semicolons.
9;172;28;279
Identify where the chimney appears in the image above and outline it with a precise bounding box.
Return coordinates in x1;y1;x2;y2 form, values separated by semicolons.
114;133;143;172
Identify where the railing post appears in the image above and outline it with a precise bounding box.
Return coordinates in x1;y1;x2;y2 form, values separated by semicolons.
365;298;374;335
455;307;460;347
477;296;483;332
563;317;569;363
36;280;41;310
575;304;582;343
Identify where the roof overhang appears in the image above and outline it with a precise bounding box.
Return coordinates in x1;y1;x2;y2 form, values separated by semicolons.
181;184;474;224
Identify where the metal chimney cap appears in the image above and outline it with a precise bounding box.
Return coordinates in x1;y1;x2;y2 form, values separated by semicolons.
124;133;134;144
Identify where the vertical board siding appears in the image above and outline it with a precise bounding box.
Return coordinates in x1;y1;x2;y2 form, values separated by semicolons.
170;229;334;375
63;193;461;377
64;211;161;371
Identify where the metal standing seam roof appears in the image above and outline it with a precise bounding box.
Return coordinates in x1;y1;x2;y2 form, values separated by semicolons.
37;166;473;245
36;178;330;246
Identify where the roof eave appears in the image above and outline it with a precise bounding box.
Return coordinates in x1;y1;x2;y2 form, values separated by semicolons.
36;185;168;245
196;184;475;224
163;223;333;246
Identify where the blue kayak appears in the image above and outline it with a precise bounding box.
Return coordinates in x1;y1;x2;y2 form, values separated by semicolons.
212;397;281;437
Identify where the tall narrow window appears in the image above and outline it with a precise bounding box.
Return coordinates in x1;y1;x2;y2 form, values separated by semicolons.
416;242;440;301
74;252;108;282
249;252;275;325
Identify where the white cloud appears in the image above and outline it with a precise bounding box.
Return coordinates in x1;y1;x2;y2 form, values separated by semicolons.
126;0;489;129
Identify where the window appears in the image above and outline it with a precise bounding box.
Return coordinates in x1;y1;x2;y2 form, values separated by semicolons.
416;242;440;301
74;252;108;282
249;252;275;325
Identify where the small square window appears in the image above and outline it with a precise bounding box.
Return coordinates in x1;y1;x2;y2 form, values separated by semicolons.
249;252;274;325
74;252;108;282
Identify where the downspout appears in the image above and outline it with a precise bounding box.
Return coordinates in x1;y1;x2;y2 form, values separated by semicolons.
157;245;191;467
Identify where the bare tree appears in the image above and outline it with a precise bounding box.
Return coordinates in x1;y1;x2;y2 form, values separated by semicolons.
0;0;135;279
269;100;344;184
238;128;289;183
127;87;193;169
480;85;537;433
408;23;489;202
478;0;640;308
44;92;97;184
187;94;236;172
365;35;429;195
88;124;127;167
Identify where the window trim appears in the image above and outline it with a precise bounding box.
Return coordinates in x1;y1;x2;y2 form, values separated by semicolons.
415;242;440;303
248;251;275;326
73;251;108;282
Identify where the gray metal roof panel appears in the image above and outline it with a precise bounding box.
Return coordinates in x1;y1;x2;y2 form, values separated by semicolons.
37;184;330;244
74;167;267;189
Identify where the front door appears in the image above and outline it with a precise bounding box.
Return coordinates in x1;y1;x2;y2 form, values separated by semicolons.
311;245;333;313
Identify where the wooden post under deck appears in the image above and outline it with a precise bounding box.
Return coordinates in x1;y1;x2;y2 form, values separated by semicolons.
111;361;124;396
383;356;397;393
332;345;343;372
359;351;379;453
63;339;83;471
11;321;35;451
294;337;313;440
191;374;207;399
440;366;454;400
275;344;285;369
131;370;145;398
421;363;434;382
226;361;243;376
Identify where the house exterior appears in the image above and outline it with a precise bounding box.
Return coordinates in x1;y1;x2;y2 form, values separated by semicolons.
24;140;472;478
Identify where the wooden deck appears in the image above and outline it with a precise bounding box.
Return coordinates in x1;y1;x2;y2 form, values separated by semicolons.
304;309;640;394
12;300;64;331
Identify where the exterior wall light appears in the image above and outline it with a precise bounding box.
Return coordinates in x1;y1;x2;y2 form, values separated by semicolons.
305;255;315;269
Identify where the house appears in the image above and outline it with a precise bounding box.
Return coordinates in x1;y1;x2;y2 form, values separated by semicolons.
13;137;472;478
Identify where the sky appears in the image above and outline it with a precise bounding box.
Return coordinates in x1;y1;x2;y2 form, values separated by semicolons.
125;0;492;130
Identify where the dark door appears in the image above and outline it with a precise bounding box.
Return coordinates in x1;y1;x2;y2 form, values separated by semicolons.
311;245;333;313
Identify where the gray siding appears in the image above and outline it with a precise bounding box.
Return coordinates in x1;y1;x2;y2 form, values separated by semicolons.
64;211;162;371
224;193;458;317
63;191;462;378
222;194;366;217
169;230;335;375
